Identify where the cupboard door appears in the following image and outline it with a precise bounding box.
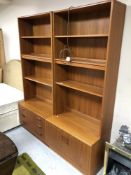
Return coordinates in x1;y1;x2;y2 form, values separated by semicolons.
45;121;90;174
45;121;58;149
58;131;90;173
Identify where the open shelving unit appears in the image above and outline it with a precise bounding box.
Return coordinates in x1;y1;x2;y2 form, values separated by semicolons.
52;3;108;140
18;1;126;175
50;1;126;174
18;12;53;125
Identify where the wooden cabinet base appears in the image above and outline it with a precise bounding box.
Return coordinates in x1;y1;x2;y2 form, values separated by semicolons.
45;120;103;175
19;102;103;175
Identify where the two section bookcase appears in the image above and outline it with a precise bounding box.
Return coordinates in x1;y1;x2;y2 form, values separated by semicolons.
18;1;126;174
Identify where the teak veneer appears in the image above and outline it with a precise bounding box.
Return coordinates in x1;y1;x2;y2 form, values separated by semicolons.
18;1;126;174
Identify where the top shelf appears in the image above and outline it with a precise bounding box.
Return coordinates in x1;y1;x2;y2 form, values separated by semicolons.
55;34;109;38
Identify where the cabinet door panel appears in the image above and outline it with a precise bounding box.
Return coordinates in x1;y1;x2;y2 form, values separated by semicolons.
45;121;90;174
45;121;58;149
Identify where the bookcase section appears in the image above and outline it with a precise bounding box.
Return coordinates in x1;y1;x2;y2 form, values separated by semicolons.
18;1;126;175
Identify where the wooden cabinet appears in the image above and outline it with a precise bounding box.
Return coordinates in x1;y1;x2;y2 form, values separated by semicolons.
18;1;126;174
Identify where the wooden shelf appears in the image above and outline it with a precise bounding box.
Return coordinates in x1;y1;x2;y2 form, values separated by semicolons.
21;36;51;39
20;98;52;119
22;54;52;63
55;34;108;38
56;80;103;97
55;58;106;70
47;111;101;145
24;75;52;87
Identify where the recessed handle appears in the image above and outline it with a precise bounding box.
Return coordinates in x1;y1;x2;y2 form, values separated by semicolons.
37;125;42;128
61;135;69;145
36;117;41;121
36;130;42;136
22;114;26;118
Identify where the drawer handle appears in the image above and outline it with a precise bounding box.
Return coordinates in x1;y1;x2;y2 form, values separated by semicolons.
37;125;42;128
22;114;26;118
61;135;69;145
36;131;42;136
22;121;26;125
36;117;41;121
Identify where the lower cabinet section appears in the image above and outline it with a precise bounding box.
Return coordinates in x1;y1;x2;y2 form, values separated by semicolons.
19;104;45;142
19;103;103;175
45;121;102;175
45;121;89;174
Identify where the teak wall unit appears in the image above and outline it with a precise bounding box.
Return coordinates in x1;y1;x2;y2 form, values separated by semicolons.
18;1;126;174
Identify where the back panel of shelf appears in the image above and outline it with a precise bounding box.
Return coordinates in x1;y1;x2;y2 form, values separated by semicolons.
22;59;52;83
54;65;103;120
23;79;52;104
54;2;111;36
54;37;108;63
18;13;51;37
55;64;104;89
55;85;102;120
20;38;51;58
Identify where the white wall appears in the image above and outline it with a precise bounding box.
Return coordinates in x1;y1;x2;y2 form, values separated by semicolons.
0;0;131;142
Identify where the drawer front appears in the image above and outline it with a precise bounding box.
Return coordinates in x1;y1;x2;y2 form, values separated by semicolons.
19;105;45;141
19;106;32;130
45;121;90;173
33;119;45;140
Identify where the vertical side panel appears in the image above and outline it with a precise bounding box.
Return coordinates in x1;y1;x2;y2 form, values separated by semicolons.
101;1;126;140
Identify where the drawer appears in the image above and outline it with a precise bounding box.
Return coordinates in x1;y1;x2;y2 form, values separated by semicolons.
19;104;45;141
45;121;90;172
19;106;30;118
33;120;45;140
34;115;43;127
19;111;34;132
